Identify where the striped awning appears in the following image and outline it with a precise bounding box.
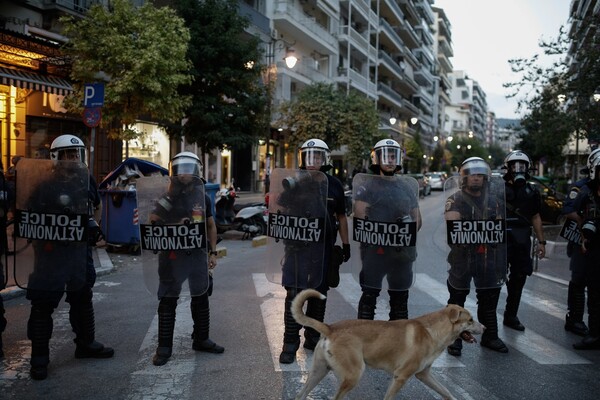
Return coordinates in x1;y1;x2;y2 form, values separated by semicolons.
0;66;72;96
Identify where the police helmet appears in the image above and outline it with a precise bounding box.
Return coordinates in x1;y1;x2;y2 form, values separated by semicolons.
590;153;600;181
298;139;331;170
169;151;203;178
588;148;600;172
370;139;402;174
503;150;531;174
460;157;491;178
50;135;87;165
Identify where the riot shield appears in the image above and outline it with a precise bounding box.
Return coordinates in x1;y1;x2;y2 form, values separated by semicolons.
266;168;328;289
13;158;89;292
136;175;209;298
351;173;419;291
444;175;507;290
559;219;582;245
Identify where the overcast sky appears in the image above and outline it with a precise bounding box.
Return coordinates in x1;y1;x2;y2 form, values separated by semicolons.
433;0;570;119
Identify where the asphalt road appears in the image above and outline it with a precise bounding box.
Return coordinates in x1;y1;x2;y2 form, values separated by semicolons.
1;189;598;399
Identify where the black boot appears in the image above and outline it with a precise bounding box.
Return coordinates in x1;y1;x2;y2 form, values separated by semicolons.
69;298;114;359
478;289;508;353
28;303;54;380
447;338;463;356
503;274;526;331
279;288;301;364
447;281;469;356
153;297;177;366
389;290;409;321
191;295;224;354
573;290;600;350
357;291;378;320
0;298;6;358
303;296;326;350
565;282;589;336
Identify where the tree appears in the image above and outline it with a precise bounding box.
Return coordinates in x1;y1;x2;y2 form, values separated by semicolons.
162;0;268;153
404;131;425;173
61;0;192;141
277;83;379;167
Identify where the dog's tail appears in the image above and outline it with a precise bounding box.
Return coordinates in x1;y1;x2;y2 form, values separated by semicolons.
291;289;332;337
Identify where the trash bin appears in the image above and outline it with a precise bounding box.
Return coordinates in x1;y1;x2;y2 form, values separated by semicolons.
99;158;168;252
205;183;220;218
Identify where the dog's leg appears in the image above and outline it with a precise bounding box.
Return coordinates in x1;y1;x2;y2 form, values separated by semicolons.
415;366;457;400
331;352;365;400
295;345;330;400
382;370;412;400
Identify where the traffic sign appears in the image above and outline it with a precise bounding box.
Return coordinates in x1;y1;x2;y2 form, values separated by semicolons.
83;107;102;127
83;83;105;107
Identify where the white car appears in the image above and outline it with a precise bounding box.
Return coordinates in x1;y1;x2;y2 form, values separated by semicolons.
426;172;445;190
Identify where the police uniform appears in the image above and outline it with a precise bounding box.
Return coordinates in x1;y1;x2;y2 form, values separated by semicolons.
502;180;542;330
150;178;223;366
355;177;418;320
25;167;113;380
570;181;600;349
562;178;591;335
0;166;11;358
278;171;347;359
445;186;508;354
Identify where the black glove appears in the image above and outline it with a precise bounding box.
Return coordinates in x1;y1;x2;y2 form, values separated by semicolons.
88;218;104;246
343;243;351;262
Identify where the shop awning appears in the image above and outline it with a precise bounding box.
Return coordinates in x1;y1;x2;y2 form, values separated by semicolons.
0;66;72;96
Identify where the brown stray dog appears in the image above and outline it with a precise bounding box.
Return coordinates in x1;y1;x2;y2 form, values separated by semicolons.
292;289;485;400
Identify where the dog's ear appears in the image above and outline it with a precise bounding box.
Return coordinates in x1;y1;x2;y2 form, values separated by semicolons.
446;305;461;324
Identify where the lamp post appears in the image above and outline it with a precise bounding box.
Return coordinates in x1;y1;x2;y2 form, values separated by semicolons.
262;35;297;193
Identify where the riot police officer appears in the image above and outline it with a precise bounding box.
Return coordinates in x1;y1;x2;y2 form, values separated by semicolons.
23;135;113;380
445;157;508;355
501;150;546;331
277;139;350;364
354;139;422;320
569;155;600;349
0;161;11;358
562;148;600;336
147;152;222;366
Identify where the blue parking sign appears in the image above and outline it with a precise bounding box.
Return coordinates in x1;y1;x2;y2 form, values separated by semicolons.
83;83;105;108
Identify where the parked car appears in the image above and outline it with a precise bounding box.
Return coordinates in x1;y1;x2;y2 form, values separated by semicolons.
406;173;431;197
426;172;445;190
527;177;566;225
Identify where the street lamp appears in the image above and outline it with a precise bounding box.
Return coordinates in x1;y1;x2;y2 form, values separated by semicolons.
261;35;297;193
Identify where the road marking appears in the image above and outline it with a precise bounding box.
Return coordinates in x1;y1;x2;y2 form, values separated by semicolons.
414;273;592;365
126;294;199;400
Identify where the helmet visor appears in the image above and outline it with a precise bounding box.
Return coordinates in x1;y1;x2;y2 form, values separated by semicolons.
511;161;528;173
170;159;202;177
301;148;327;168
463;161;490;176
57;148;87;165
377;147;401;167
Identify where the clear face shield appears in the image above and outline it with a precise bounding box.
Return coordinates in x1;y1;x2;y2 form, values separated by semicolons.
57;147;88;165
300;148;327;169
170;159;202;178
377;147;401;168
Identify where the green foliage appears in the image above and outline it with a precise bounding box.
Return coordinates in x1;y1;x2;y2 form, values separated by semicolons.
446;137;488;171
277;83;379;166
61;0;192;139
404;131;424;173
163;0;268;153
505;15;600;172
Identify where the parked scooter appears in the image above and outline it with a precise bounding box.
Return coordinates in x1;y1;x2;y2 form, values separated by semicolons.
214;187;268;239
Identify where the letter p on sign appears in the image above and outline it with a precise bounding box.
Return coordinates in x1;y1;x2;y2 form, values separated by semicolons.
83;83;104;108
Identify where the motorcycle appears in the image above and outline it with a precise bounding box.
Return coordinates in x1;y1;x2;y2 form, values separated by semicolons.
214;187;268;239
